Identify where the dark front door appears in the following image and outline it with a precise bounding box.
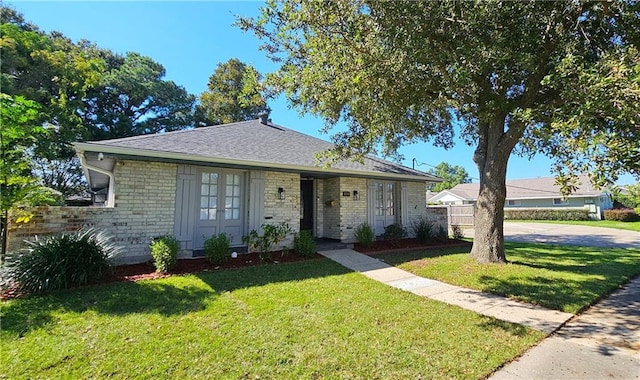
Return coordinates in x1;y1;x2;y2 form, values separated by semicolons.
300;179;314;232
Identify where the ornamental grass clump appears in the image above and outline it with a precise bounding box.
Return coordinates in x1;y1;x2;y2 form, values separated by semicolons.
3;228;120;294
149;235;180;273
354;223;375;247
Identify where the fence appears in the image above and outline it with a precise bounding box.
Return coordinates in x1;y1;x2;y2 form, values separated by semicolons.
431;204;475;226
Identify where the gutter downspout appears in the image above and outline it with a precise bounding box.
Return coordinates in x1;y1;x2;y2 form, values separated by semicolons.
79;153;116;207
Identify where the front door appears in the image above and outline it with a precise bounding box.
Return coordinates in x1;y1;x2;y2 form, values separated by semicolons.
300;179;314;232
194;169;244;248
374;181;396;235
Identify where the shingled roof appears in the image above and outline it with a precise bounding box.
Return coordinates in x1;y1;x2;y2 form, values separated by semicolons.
430;175;608;202
75;118;439;182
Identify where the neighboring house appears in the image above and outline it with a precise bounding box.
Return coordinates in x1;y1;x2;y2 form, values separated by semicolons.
429;176;613;219
18;114;442;264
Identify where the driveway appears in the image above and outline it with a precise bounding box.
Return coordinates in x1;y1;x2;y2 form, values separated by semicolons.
503;222;639;249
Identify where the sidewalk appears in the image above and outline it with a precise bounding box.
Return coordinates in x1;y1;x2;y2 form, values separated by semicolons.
318;249;572;333
319;248;640;379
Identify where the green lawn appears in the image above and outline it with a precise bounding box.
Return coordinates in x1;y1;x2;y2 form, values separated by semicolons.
375;243;640;313
1;259;543;379
505;219;640;232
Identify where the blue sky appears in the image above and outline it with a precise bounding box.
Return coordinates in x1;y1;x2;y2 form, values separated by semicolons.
9;1;635;185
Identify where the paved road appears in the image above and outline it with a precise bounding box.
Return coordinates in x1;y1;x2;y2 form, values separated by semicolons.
503;222;639;249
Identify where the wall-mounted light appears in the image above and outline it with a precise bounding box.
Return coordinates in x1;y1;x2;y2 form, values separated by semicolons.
353;190;360;200
278;187;286;200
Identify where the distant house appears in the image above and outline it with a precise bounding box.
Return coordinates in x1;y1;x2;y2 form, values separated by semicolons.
428;176;613;220
8;114;446;263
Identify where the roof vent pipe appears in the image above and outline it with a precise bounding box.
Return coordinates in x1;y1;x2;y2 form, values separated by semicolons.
258;111;269;125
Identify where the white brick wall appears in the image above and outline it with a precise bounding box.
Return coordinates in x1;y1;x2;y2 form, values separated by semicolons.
262;171;300;249
7;160;177;264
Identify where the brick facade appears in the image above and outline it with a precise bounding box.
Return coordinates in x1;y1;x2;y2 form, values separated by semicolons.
7;160;177;264
7;161;446;264
261;171;300;249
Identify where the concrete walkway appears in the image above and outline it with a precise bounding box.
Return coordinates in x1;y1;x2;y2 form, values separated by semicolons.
319;248;572;333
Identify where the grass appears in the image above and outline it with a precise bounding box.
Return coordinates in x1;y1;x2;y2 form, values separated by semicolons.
505;219;640;232
1;259;544;379
375;243;640;313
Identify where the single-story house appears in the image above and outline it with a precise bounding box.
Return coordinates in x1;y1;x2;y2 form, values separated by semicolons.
32;114;443;264
428;176;613;219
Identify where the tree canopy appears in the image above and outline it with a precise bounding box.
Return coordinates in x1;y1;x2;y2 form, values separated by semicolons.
0;6;196;199
428;162;472;192
196;58;269;126
240;0;640;263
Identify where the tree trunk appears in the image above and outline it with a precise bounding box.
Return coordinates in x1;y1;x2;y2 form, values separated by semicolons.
469;117;518;264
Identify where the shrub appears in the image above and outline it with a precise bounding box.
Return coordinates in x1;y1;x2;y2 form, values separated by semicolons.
294;230;316;257
4;228;120;294
204;233;231;265
504;209;590;221
410;216;433;243
242;222;292;261
383;223;407;247
354;223;375;247
604;209;639;222
451;224;465;240
149;235;180;273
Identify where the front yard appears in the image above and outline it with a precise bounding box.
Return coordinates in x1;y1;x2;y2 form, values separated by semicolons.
375;242;640;313
1;259;543;379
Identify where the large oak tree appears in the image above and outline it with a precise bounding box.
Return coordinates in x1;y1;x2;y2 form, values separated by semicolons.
240;0;640;263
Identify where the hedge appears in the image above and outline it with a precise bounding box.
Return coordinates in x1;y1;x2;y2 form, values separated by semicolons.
504;208;590;221
603;209;639;222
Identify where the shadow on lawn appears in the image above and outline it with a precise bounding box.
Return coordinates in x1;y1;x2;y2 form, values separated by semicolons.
372;245;471;266
0;259;351;337
478;244;640;312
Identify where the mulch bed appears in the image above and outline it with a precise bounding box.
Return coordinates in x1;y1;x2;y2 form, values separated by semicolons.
1;239;470;300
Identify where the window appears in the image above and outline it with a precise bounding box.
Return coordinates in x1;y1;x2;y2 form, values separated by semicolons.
553;198;568;205
375;183;385;216
224;173;241;220
200;172;218;220
507;199;521;206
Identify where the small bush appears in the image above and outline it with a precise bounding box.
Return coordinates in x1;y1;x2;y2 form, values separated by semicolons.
354;223;375;247
604;209;639;222
242;222;292;261
383;223;407;247
504;209;590;221
149;235;180;273
204;233;231;265
451;224;465;240
294;230;316;257
4;228;120;294
410;216;433;243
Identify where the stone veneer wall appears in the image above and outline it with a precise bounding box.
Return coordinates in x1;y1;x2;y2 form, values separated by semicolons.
7;160;177;264
262;171;300;249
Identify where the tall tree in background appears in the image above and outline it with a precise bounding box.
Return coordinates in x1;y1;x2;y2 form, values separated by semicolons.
240;1;640;263
428;162;472;192
196;58;268;126
0;94;43;255
83;52;195;140
1;7;196;197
